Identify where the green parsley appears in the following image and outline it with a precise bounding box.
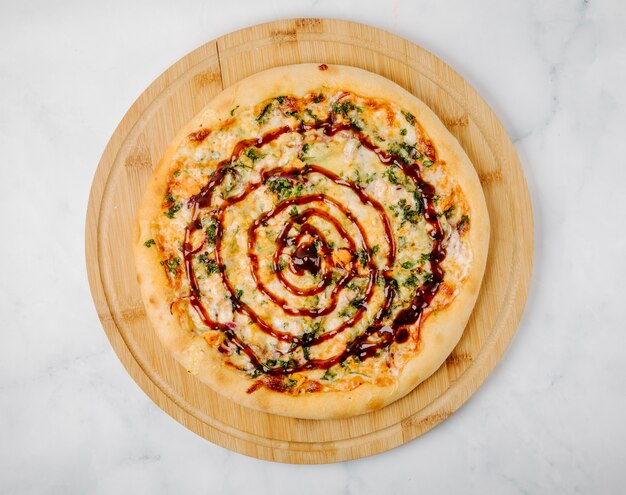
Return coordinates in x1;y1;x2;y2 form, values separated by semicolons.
404;274;418;287
299;143;311;161
396;198;421;225
443;205;455;219
305;108;321;123
284;377;298;389
387;142;420;165
458;214;470;230
198;253;219;275
144;239;155;248
401;261;414;269
400;128;407;136
256;103;272;122
350;297;365;308
402;110;416;126
160;257;181;275
165;202;181;219
422;159;434;167
274;258;287;272
205;218;218;245
384;166;401;185
355;249;369;267
266;177;295;200
313;94;324;103
244;147;265;163
321;369;337;381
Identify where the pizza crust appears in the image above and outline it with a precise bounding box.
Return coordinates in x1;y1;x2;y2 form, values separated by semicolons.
134;64;489;419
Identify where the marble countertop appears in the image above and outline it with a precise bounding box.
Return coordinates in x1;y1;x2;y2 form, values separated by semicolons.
2;0;625;493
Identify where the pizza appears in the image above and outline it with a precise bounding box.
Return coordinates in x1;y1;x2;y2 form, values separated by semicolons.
134;64;489;419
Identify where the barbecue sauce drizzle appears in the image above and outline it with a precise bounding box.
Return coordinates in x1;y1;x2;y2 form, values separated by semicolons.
180;104;446;376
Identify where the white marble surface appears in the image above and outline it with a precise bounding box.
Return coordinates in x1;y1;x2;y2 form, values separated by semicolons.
1;0;625;493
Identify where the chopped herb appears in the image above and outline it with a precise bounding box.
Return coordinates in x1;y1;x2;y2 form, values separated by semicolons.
299;143;311;160
256;103;272;122
274;258;287;272
458;215;470;230
266;177;295;200
321;369;337;381
284;377;298;389
443;205;455;219
144;239;156;248
266;359;277;367
313;94;324;103
236;289;244;300
198;253;219;275
333;100;360;117
365;172;377;184
396;198;421;225
389;278;399;290
205;218;218;245
230;105;239;116
402;261;414;269
405;274;418;287
423;272;434;283
350;297;365;308
422;159;434;167
419;253;430;265
305;108;321;122
400;128;407;136
402;110;416;126
165;202;182;219
387;142;420;165
384;166;401;185
173;170;181;177
244;147;265;163
302;346;310;360
275;96;286;104
348;114;364;130
289;206;299;217
370;245;380;255
302;322;322;345
160;256;181;275
294;182;304;197
355;249;369;267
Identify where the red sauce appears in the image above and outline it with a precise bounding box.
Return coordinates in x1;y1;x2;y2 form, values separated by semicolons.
318;64;328;71
180;101;445;376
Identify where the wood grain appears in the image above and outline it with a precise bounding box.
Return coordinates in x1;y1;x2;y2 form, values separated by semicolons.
85;18;533;463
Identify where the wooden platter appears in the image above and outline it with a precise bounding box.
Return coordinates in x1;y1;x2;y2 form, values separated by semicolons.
85;18;533;463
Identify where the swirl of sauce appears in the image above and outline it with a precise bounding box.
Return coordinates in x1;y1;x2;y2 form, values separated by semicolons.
180;102;445;376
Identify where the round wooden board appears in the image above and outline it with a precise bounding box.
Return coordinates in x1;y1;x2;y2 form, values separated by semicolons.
85;18;533;464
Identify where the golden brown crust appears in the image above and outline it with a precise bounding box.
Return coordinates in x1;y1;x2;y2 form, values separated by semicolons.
134;64;489;419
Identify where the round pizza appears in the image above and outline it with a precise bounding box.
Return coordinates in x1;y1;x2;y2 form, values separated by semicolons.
134;64;489;419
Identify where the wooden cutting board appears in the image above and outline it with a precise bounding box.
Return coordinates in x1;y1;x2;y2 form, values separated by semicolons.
85;18;533;463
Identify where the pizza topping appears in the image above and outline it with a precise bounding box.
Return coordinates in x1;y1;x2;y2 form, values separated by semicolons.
153;90;473;393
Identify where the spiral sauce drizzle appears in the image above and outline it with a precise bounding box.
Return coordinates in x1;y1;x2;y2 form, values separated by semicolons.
180;105;446;377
